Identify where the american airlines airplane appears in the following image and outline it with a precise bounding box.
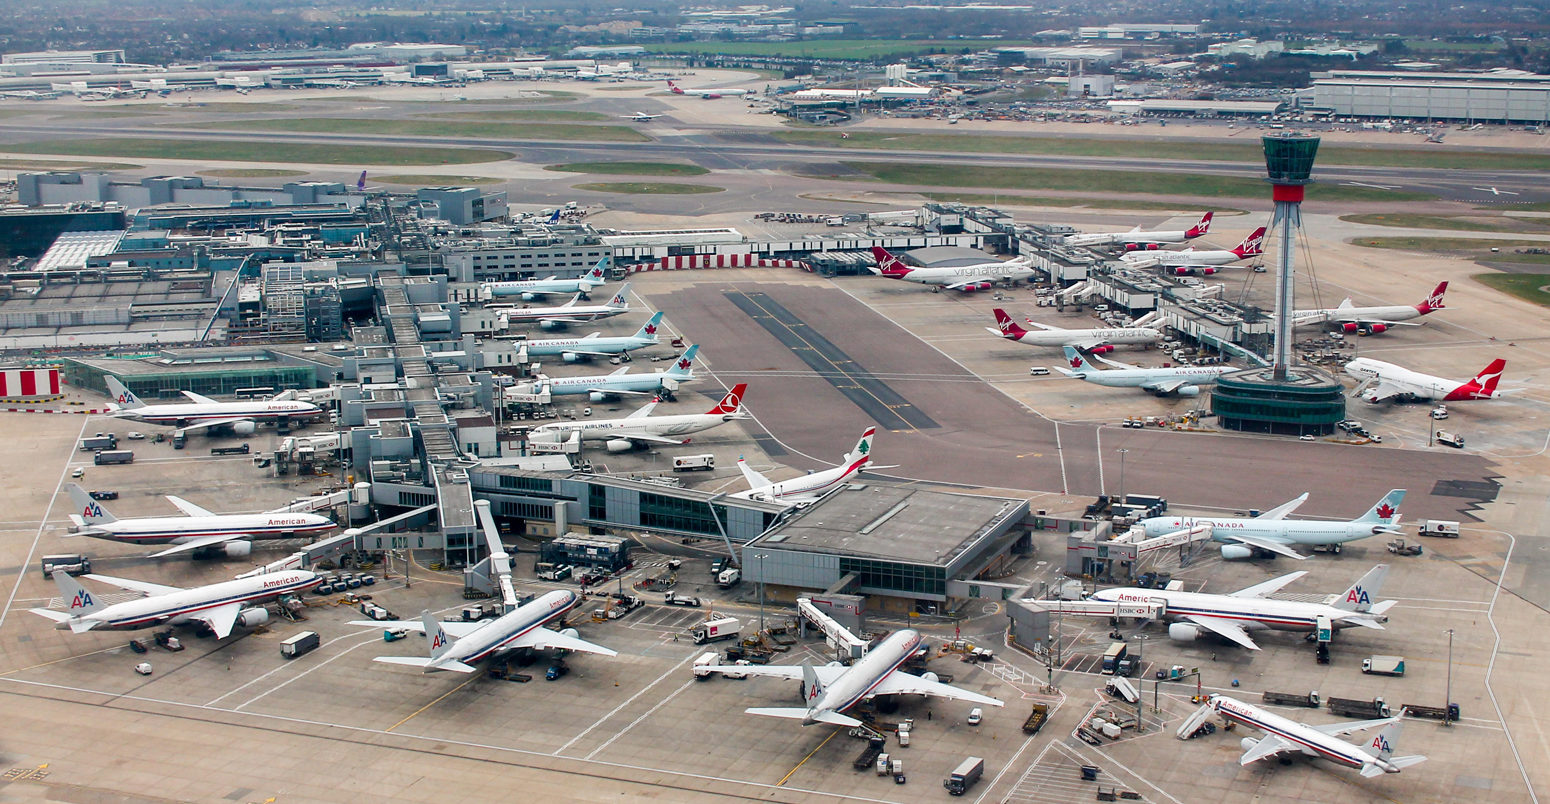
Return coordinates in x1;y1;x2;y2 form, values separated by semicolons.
667;79;748;98
495;284;632;330
357;590;615;673
66;484;335;558
31;569;319;638
1208;695;1426;777
528;384;748;452
1082;564;1393;650
512;344;698;402
105;377;322;435
1288;281;1447;335
1064;212;1213;250
1344;356;1508;403
480;257;610;301
502;311;663;364
1138;489;1406;560
1058;346;1231;397
869;246;1035;292
988;309;1159;352
732;426;887;504
1120;227;1266;274
699;629;1002;726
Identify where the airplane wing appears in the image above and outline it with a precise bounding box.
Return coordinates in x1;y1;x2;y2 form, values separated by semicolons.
608;366;631;376
1254;493;1309;520
1091;352;1140;370
1362;381;1408;402
181;391;219;405
1239;733;1295;764
150;533;250;558
1308;715;1398;737
165;496;216;518
176;417;255;434
347;619;485;638
509;627;618;657
737;458;773;490
1229;571;1309;598
700;664;849;683
1179;614;1262;650
83;573;182;596
942;278;988;291
1140;377;1192;394
871;670;1005;707
623;401;659;420
588;387;654;397
197;603;242;639
618;433;689;447
1340;318;1420;328
1218;533;1308;561
1070;337;1114;351
563;348;625;358
536;317;592;327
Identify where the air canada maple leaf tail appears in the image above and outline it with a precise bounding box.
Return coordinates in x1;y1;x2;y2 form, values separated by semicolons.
1356;489;1405;524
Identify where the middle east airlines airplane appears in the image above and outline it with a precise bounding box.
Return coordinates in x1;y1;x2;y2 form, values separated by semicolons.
699;629;1003;726
512;344;698;402
528;384;748;451
1057;346;1231;397
1288;281;1448;334
480;256;610;301
1208;695;1426;777
67;484;335;558
1081;564;1394;650
499;311;663;364
1120;226;1266;274
1138;489;1406;560
1344;356;1509;403
1064;211;1213;249
869;246;1035;292
495;283;632;331
987;308;1159;352
30;569;320;638
105;376;322;435
732;426;891;504
355;590;615;674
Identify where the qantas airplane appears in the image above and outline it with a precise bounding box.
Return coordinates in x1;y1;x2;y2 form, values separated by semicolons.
1344;357;1509;403
105;377;322;435
733;427;889;504
1289;281;1448;335
31;569;319;638
512;344;698;402
667;79;748;99
1058;346;1231;397
67;484;334;558
1065;212;1213;250
1120;227;1266;274
357;590;615;674
1139;489;1406;560
481;257;610;301
987;309;1159;352
495;283;632;330
529;384;748;451
699;629;1002;726
502;311;663;363
869;246;1035;292
1208;695;1426;777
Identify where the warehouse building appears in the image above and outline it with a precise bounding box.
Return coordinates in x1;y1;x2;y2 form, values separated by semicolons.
1311;71;1550;123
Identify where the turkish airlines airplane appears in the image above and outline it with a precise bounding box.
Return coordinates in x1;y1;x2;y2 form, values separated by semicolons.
1344;356;1509;403
1058;346;1231;397
1120;227;1266;274
1208;695;1426;777
869;246;1035;292
733;426;889;504
1289;281;1448;335
987;308;1159;352
699;629;1002;726
481;257;609;301
105;377;322;435
67;484;335;558
357;590;615;674
1138;489;1406;560
31;569;319;638
667;80;749;98
1065;212;1213;250
495;283;632;330
529;384;748;451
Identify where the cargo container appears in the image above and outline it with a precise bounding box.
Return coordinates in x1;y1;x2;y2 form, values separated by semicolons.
280;631;320;659
93;450;134;465
944;756;984;796
1362;656;1406;676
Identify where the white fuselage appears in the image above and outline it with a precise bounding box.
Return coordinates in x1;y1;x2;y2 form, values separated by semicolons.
805;630;923;723
1210;696;1399;773
1343;359;1460;402
1011;327;1160;348
521;369;691;398
1072;365;1231;389
113;400;321;426
530;411;740;443
432;590;580;670
1290;304;1423;328
1126;249;1242;267
57;571;319;632
1140;513;1383;546
741;456;869;503
1069;229;1189;247
81;512;334;548
899;262;1035;286
497;304;627;326
1089;587;1372;636
509;334;655;359
484;277;603;298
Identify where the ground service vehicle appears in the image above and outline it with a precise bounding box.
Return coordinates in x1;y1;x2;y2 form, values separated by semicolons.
944;756;984;796
1419;519;1460;538
535;563;573;581
1262;690;1320;708
692;652;718;679
280;631;320;659
1328;696;1391;718
691;617;740;644
40;554;91;579
1362;655;1406;676
663;591;701;607
1435;430;1464;448
88;490;118;500
717;567;741;589
1022;704;1049;734
211;444;251;455
967;708;982;726
1100;642;1128;675
94;450;134;465
853;737;886;770
80;434;117;451
672;454;715;472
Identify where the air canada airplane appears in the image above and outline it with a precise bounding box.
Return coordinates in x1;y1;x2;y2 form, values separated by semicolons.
105;377;321;435
1138;489;1406;560
66;484;334;558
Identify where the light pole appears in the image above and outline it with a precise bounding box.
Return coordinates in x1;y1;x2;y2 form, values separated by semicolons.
1116;448;1130;503
1445;628;1454;727
1132;633;1146;733
754;552;768;634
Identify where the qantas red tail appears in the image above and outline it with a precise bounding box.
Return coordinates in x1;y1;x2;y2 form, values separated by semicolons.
870;246;912;277
1232;226;1267;258
1414;281;1448;315
1185;211;1213;239
1447;358;1506;400
706;383;747;414
991;308;1028;339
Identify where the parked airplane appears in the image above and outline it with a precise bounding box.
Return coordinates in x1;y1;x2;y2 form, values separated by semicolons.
503;311;663;363
1138;489;1406;560
1289;281;1447;335
104;376;322;435
480;257;610;301
1057;346;1231;397
66;484;334;558
1208;695;1425;777
1120;227;1266;274
30;569;319;638
1084;564;1393;650
732;426;890;504
529;384;748;452
988;309;1159;352
1065;212;1213;250
869;246;1035;292
495;284;632;330
356;590;615;674
1344;357;1508;403
623;112;663;121
700;629;1002;726
667;79;749;98
512;344;699;402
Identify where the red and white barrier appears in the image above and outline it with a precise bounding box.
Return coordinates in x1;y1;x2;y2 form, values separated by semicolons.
628;255;811;272
0;367;60;398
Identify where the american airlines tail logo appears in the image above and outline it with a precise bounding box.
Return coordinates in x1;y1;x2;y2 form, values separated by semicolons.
611;293;627;306
116;392;135;404
431;629;447;651
1346;587;1372;606
70;590;93;610
82;503;102;519
1372;734;1391;752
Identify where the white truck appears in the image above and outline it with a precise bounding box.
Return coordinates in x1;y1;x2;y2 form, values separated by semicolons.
716;567;742;589
1419;519;1460;538
1435;430;1465;448
692;651;719;680
691;616;740;645
672;454;715;472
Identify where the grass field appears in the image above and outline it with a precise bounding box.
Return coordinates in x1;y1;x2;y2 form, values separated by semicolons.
1353;236;1550;252
834;161;1435;202
0;157;142;171
645;38;1036;59
417;110;611;123
574;182;723;195
546;161;710;177
170;102;302;113
371;174;502;185
3;138;510;166
182;117;650;143
1341;213;1550;233
923;192;1248;214
770;130;1550;171
1473;272;1550;307
197;168;309;178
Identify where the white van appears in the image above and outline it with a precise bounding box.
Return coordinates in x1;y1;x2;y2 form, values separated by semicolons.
1029;366;1050;376
967;708;983;726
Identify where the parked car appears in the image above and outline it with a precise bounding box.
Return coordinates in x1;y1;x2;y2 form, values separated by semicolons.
89;490;119;500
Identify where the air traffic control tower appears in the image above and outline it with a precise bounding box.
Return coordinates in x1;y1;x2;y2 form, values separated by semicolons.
1210;134;1346;435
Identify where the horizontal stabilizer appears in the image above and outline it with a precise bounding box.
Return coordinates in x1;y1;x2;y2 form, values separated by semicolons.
744;707;862;727
374;656;433;668
28;608;72;624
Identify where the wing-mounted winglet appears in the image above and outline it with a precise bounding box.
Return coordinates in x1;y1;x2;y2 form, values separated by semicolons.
181;390;218;405
165;495;216;518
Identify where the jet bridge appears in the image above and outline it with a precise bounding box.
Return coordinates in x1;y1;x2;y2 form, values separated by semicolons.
1022;597;1168;620
1112;524;1213;555
464;499;518;612
797;597;869;661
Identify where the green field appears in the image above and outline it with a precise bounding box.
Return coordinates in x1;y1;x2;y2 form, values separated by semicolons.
770;130;1550;171
0;157;142;171
418;110;611;123
1473;273;1550;307
3;138;510;166
372;174;502;185
171;102;302;113
546;161;710;177
645;39;1035;59
182;117;649;143
923;192;1247;214
574;182;724;195
197;168;309;178
1353;236;1550;252
833;162;1435;202
1341;213;1550;233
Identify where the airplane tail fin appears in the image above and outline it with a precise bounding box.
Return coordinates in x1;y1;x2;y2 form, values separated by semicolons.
103;376;145;410
583;256;611;284
633;311;664;343
1332;564;1389;612
706;383;747;415
802;662;824;706
1356;489;1405;525
67;484;116;524
1415;281;1448;315
868;246;912;277
1233;226;1267;258
547;209;562;223
605;283;631;309
844;426;877;465
1186;211;1213;238
666;344;699;377
1062;346;1094;375
356;170;367;191
422;610;455;660
991;308;1029;340
53;571;104;616
1358;718;1424;775
1461;358;1506;397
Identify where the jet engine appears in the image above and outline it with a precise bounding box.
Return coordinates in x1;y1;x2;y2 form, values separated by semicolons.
588;391;610;403
231;420;257;436
540;320;565;331
223;540;253;558
1090;345;1115;355
1342;322;1361;333
921;671;939;683
522;291;539;302
562;352;583;363
605;439;634;453
1172;267;1194;276
1240;737;1260;753
236;608;269;628
1367;324;1388;335
1168;623;1202;642
1176;386;1202;397
1220;544;1254;560
560;627;580;639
